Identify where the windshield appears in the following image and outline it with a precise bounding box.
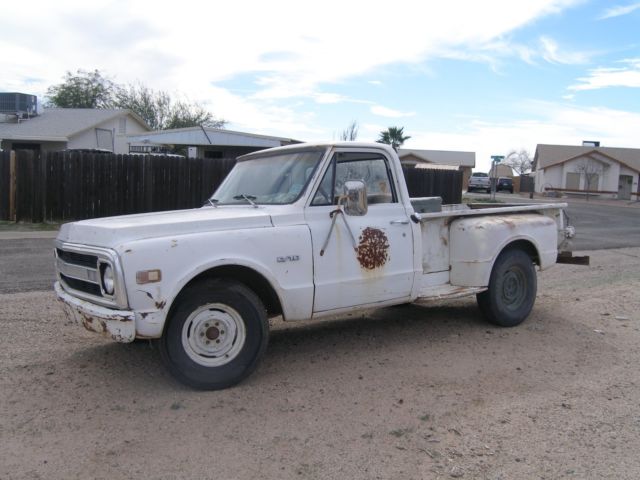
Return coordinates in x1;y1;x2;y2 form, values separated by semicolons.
211;149;326;205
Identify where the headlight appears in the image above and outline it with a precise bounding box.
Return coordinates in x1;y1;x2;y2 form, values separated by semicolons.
101;264;115;295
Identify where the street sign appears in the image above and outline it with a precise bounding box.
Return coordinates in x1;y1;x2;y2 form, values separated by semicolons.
491;155;505;163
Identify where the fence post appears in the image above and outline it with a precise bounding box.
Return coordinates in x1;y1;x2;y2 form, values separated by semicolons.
143;155;153;212
9;150;16;222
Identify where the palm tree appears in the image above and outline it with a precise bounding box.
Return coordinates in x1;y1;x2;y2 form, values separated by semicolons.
376;126;410;151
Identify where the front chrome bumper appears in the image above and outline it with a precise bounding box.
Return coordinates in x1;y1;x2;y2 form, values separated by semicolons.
55;282;136;343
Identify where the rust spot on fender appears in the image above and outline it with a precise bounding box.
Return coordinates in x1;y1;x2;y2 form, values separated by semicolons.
357;227;389;270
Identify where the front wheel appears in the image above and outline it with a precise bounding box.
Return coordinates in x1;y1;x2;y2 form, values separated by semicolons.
159;279;269;390
476;248;537;327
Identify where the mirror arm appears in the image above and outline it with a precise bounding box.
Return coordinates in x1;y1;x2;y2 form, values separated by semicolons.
320;206;358;256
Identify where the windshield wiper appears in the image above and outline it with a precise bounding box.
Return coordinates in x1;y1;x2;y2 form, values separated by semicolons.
233;194;259;208
204;198;219;208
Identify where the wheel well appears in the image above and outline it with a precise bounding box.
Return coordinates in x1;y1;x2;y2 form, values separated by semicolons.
175;265;283;318
501;240;540;265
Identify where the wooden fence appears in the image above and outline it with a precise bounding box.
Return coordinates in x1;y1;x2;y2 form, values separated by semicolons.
402;166;462;204
0;150;462;222
0;150;236;222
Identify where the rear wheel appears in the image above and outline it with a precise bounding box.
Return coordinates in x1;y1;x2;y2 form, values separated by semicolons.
159;279;269;390
477;248;537;327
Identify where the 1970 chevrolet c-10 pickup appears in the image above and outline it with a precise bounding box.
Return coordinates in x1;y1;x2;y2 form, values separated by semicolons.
54;142;582;389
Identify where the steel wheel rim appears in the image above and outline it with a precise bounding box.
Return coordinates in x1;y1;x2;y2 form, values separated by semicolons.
181;303;246;367
502;266;527;311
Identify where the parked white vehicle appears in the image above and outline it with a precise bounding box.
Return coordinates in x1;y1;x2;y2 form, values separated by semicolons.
467;172;491;192
54;142;583;389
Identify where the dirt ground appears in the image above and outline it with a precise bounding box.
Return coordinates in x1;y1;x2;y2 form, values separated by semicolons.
1;248;639;480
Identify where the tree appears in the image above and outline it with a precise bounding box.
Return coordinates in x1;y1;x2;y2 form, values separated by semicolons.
45;69;225;130
376;126;410;151
504;149;533;176
46;69;117;108
574;158;605;201
114;83;225;130
339;121;359;141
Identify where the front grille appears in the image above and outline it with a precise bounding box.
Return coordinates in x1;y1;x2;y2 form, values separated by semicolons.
55;242;125;309
60;273;103;297
56;248;97;268
56;248;104;298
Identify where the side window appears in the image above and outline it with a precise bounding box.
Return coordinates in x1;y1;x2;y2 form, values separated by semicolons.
311;160;334;205
311;153;396;206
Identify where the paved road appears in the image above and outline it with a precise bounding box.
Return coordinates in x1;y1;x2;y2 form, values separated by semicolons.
1;199;638;294
465;193;640;250
562;201;640;250
0;237;57;294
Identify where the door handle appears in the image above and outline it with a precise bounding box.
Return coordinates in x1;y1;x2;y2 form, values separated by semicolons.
390;219;409;225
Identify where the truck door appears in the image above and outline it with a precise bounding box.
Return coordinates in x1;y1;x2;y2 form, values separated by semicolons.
304;150;415;313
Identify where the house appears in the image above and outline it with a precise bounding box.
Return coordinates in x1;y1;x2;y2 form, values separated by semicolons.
0;108;149;154
397;148;476;188
126;127;300;159
534;143;640;200
493;164;514;178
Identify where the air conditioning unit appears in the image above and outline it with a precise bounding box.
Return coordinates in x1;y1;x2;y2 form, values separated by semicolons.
0;92;37;118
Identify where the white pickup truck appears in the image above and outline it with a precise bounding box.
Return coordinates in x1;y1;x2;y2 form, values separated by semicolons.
54;142;583;389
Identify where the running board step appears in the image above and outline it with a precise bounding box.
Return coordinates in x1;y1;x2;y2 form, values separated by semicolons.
416;285;486;302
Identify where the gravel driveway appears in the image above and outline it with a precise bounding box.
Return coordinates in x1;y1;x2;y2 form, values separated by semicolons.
1;248;639;479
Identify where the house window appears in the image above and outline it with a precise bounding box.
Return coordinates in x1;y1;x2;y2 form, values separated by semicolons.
118;117;127;134
95;128;113;151
565;172;580;190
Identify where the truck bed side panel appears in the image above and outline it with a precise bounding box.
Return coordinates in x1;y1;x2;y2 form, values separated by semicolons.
449;214;558;287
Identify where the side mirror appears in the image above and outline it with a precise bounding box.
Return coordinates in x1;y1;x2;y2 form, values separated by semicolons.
343;180;368;216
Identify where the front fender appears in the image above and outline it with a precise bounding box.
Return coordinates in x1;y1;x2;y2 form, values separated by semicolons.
116;226;314;338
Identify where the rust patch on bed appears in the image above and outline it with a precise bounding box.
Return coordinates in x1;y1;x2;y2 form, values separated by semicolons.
357;227;389;270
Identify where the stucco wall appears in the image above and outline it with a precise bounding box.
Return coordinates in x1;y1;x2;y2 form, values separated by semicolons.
68;114;148;154
537;154;639;198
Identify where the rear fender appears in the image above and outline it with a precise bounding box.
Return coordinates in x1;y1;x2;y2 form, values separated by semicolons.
449;214;557;287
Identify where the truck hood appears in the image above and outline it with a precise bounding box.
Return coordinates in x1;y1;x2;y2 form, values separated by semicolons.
57;207;273;248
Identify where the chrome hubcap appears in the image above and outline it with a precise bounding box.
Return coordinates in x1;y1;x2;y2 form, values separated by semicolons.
181;303;246;366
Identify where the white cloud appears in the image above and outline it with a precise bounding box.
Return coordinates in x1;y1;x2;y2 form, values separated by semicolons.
569;58;640;90
370;105;416;118
436;35;590;72
0;0;589;143
201;86;325;138
1;0;582;102
539;36;590;64
408;102;640;171
599;2;640;19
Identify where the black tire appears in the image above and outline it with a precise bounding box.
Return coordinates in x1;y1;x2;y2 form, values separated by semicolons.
159;279;269;390
476;248;537;327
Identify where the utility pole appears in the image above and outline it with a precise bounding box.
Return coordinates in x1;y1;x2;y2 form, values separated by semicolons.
490;155;504;201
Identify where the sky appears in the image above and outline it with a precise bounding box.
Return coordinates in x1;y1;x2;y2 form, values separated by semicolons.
2;0;640;171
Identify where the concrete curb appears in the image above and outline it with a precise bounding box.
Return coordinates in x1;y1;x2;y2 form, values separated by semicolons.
0;231;59;240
